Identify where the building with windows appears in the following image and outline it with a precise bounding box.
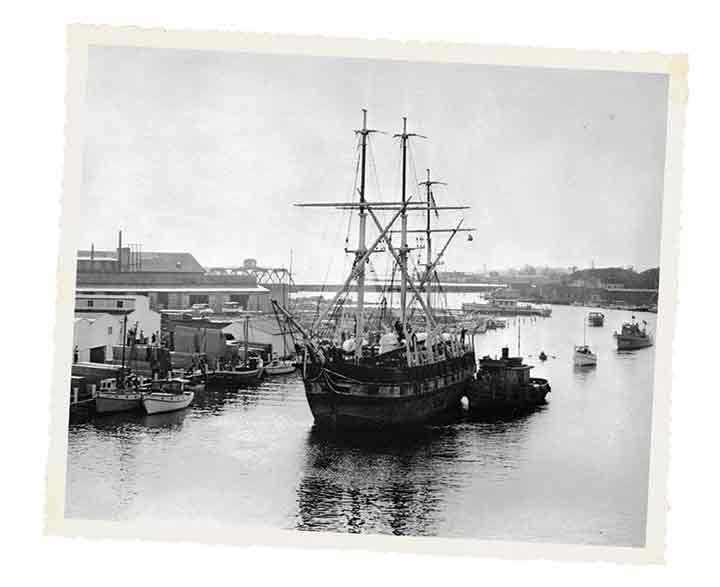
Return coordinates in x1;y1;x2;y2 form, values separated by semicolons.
74;294;161;343
73;313;117;363
77;235;270;313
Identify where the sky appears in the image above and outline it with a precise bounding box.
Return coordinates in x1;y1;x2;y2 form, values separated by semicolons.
79;46;668;282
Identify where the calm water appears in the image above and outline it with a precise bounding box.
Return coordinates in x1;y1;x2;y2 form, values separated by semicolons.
65;305;655;546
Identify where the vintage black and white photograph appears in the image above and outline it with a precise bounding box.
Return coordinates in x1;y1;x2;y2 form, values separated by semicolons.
46;26;684;562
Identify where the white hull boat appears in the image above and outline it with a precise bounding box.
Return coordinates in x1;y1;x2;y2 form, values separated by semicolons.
142;391;194;414
573;345;597;366
264;360;296;376
141;378;195;414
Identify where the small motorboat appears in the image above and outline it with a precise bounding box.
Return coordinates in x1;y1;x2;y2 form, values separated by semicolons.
574;318;597;366
573;344;597;366
141;378;194;415
94;375;146;414
264;359;296;376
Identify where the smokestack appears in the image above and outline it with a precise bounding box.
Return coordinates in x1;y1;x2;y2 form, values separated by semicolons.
118;230;122;272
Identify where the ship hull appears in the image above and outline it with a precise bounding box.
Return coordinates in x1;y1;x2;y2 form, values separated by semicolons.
616;336;653;350
95;393;143;414
466;378;550;414
207;368;262;385
142;392;194;415
303;353;475;429
306;381;467;429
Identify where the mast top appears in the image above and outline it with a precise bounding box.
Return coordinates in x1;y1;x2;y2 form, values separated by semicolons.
355;108;383;136
393;116;427;140
419;167;448;187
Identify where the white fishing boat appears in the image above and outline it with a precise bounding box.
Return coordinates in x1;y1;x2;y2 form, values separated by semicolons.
573;317;597;366
142;378;195;415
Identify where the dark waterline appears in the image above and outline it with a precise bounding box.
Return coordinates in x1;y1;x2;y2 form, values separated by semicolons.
65;305;654;546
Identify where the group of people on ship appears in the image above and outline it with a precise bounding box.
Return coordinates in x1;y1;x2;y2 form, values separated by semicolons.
296;319;469;367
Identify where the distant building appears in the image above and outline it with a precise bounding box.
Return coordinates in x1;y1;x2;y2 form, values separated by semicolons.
77;233;270;313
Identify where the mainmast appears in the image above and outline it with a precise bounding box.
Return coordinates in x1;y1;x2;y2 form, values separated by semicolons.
394;117;425;330
355;109;370;357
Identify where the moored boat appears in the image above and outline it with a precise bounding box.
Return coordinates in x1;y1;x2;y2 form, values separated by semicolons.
94;314;146;413
264;359;296;376
274;110;477;429
141;378;194;414
466;346;551;413
94;376;145;413
573;316;597;366
588;311;605;327
573;344;597;366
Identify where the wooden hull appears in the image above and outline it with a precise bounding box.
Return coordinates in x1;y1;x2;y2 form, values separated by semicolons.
142;392;194;414
303;353;476;429
306;381;467;429
207;368;262;385
95;392;143;414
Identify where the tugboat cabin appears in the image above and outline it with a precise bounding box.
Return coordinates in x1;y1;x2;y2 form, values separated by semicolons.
477;347;532;389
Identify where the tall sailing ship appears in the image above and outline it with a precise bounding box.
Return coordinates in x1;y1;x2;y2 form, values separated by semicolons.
275;110;477;428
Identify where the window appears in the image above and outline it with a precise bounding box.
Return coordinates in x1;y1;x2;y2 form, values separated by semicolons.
87;300;94;308
107;326;113;335
116;300;124;308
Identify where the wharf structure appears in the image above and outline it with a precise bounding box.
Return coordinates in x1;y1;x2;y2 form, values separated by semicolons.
76;233;292;314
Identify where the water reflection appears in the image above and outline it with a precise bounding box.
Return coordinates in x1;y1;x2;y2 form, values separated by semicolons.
296;425;464;536
295;407;543;537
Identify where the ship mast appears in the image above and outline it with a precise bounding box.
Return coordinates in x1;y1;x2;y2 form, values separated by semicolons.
355;109;369;355
419;168;446;318
394;118;425;332
399;117;409;327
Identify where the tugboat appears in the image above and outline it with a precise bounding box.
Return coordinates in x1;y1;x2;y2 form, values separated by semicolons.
588;311;605;327
466;347;551;413
614;316;654;350
273;110;476;429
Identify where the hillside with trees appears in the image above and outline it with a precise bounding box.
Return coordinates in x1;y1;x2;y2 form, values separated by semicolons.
567;267;659;289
